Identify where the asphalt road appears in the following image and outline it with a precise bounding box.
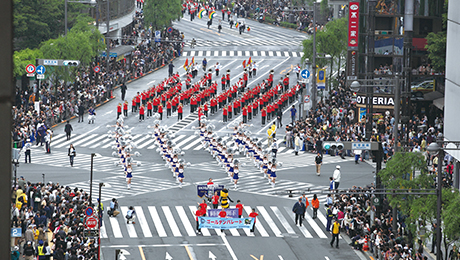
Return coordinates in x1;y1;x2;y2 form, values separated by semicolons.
16;13;374;260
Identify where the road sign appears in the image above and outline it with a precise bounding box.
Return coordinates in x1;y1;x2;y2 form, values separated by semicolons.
11;228;22;237
304;95;310;103
36;65;46;75
85;216;98;229
26;64;36;74
43;59;58;66
372;197;381;206
36;74;45;79
167;27;173;33
155;30;161;38
83;229;99;238
300;69;310;79
85;207;94;217
351;142;372;150
94;66;101;73
317;85;325;89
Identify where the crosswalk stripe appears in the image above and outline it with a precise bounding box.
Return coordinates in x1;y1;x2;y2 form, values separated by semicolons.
162;206;181;237
182;137;202;150
72;134;98;146
261;51;266;57
134;206;153;237
284;207;313;238
54;134;87;148
176;135;196;148
268;51;274;56
228;227;240;236
120;206;138;238
193;141;204;150
49;134;66;144
49;135;69;147
304;210;328;238
137;138;156;149
109;216;123;238
80;134;107;147
229;51;235;56
270;206;296;234
244;206;268;237
257;206;282;237
276;51;282;56
189;206;211;236
100;221;108;238
176;206;196;237
148;206;167;237
183;51;188;56
100;138;115;149
292;52;298;58
133;135;151;147
198;51;203;56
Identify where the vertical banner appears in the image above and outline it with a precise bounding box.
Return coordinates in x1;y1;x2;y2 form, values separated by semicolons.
348;2;360;48
346;50;358;81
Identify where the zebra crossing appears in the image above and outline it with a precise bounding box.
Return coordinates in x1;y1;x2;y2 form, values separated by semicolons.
183;50;304;57
100;204;334;239
64;175;191;202
192;39;302;47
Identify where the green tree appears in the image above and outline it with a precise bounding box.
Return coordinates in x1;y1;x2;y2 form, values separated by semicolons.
13;48;43;78
320;0;329;17
144;0;182;30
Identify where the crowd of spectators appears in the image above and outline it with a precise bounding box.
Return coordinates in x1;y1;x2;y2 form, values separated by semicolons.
11;176;99;259
12;10;184;147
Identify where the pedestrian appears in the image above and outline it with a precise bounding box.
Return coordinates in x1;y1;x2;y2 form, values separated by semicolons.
68;144;76;167
125;164;133;189
195;205;203;234
330;218;340;248
158;104;163;120
64;121;73;140
177;165;185;188
333;165;341;190
88;106;96;124
249;208;258;233
44;130;51;153
23;241;35;260
78;102;84;123
326;204;333;231
235;200;243;218
276;109;283;128
292;198;305;226
117;103;122;119
139;104;145;122
123;101;128;117
315;152;323;176
126;206;136;224
299;194;309;219
290;105;297;124
168;62;175;77
269;163;277;188
354;149;362;164
233;165;240;190
212;191;219;209
329;177;335;192
36;240;45;260
120;83;127;101
198;199;207;217
294;133;301;155
24;140;31;163
311;194;319;219
218;208;227;231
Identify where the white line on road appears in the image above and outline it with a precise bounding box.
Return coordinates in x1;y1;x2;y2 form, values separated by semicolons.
279;256;284;260
148;206;167;237
220;233;238;260
134;206;153;238
147;80;156;86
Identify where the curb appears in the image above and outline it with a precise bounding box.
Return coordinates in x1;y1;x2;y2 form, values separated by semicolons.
246;16;309;34
50;56;180;129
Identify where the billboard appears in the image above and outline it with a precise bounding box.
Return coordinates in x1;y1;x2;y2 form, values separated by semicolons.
346;50;358;81
348;2;360;48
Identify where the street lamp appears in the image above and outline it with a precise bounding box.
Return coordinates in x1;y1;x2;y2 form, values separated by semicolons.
427;137;443;260
89;153;101;204
98;182;104;260
65;0;97;36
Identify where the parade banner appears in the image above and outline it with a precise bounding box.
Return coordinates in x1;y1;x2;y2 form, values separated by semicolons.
198;217;254;230
197;184;224;198
207;208;239;218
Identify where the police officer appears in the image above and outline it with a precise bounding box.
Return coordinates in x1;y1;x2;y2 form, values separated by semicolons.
330;218;340;248
326;204;333;232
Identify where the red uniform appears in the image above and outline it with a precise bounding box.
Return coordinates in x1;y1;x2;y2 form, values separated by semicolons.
236;203;243;217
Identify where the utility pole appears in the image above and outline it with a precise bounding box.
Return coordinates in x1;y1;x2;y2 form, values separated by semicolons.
311;2;317;111
106;0;110;72
394;75;401;151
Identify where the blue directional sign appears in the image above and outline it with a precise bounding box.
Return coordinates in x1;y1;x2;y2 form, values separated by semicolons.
11;228;22;237
36;65;46;75
300;69;310;79
154;30;161;43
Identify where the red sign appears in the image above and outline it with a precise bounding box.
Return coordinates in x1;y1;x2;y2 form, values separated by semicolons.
348;2;360;48
85;216;98;229
94;66;100;73
25;64;36;74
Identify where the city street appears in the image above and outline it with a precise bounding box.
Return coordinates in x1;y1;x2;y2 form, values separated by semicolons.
16;14;374;260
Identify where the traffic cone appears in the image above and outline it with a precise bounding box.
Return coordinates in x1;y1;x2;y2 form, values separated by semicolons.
362;236;369;251
111;90;114;99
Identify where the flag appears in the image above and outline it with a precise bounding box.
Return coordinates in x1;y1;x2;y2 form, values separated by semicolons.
242;60;246;68
235;22;239;28
183;58;188;70
198;9;205;19
191;57;195;66
208;11;216;19
248;57;252;66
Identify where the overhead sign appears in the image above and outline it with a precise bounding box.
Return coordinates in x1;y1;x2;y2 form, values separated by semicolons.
351;142;371;150
300;69;310;79
36;65;46;75
348;2;360;48
43;59;58;66
85;207;94;217
94;66;101;73
85;216;98;229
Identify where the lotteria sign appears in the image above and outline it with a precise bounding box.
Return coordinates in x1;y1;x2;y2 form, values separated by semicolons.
355;94;395;108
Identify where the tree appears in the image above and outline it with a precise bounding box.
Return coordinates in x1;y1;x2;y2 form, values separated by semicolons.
13;48;43;79
425;0;448;73
320;0;329;17
144;0;182;30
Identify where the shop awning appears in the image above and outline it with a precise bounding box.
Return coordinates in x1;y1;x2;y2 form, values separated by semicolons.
433;97;444;110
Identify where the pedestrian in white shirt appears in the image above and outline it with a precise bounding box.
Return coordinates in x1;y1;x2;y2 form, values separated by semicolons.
333;165;341;190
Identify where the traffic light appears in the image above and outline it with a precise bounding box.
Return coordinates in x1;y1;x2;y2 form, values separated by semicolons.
323;142;344;150
63;60;80;66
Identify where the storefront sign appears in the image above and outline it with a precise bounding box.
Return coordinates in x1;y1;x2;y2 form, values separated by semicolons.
355;94;395;109
348;2;360;48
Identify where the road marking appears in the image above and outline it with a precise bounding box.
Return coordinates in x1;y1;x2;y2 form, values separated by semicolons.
304;209;328;238
108;216;123;238
283;206;312;238
244;206;269;237
72;134;98;146
137;138;155;149
139;246;146;260
184;245;195;260
80;134;107;147
221;232;238;260
250;255;264;260
176;206;196;237
189;206;211;236
147;80;156;86
182;137;202;150
86;125;101;133
278;256;284;260
54;134;88;148
148;206;167;237
120;206;138;238
325;257;330;260
270;206;295;234
100;221;108;238
162;206;182;237
101;243;225;248
134;206;153;237
257;206;282;237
